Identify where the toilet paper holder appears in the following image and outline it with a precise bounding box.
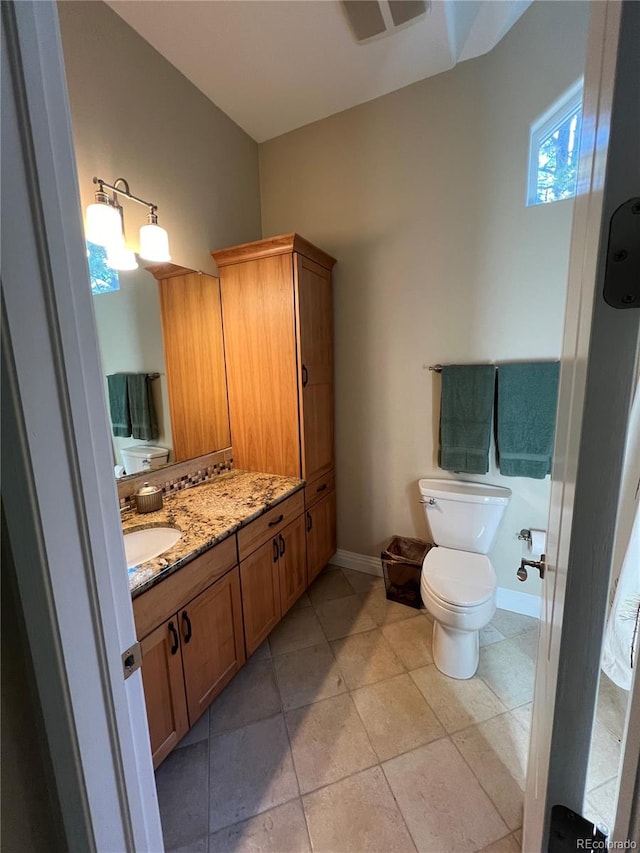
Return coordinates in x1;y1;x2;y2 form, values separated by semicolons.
517;529;531;545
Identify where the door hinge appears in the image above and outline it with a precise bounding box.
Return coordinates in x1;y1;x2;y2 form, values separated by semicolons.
121;641;142;679
603;197;640;309
549;804;608;851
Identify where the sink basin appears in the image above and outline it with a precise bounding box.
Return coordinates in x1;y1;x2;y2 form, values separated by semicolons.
124;526;182;569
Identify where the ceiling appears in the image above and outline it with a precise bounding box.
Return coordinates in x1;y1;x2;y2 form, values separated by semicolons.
106;0;533;143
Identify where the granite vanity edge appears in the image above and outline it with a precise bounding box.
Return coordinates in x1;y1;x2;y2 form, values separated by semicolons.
128;478;305;599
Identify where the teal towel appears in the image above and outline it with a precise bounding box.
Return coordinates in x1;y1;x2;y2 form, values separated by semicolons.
107;374;131;437
127;373;159;442
497;362;559;478
439;365;495;474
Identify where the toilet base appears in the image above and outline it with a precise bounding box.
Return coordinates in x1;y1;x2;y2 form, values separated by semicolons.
432;620;480;680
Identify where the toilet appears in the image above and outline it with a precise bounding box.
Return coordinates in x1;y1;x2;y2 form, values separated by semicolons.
121;445;169;475
418;478;511;679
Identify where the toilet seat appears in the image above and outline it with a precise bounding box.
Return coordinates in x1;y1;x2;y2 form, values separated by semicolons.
422;547;496;608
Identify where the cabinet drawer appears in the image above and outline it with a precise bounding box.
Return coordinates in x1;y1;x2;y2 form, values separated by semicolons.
133;535;237;639
237;490;304;561
305;470;335;509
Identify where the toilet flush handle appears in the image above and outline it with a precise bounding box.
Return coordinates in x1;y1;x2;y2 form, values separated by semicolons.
419;497;437;506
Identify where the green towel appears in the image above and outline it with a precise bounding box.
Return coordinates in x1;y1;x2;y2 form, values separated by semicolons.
439;365;495;474
107;374;131;437
497;362;559;478
127;373;159;442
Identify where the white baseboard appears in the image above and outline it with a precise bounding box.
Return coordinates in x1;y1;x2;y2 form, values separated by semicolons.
331;549;540;618
331;549;383;577
496;587;541;619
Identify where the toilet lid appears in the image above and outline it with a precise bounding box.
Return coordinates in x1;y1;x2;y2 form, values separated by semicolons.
423;547;496;607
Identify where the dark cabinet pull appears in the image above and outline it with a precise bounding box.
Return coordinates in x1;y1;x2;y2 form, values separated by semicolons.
168;621;179;655
268;513;284;527
316;483;328;493
302;364;308;387
273;539;279;562
306;511;313;533
181;610;192;644
279;533;285;557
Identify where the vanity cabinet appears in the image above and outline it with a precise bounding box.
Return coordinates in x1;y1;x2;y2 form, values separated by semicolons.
180;568;245;724
212;234;336;486
306;490;337;584
133;539;245;769
138;617;189;768
236;490;307;654
240;514;307;654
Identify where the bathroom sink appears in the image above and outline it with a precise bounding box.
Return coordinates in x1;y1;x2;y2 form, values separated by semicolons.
123;526;182;568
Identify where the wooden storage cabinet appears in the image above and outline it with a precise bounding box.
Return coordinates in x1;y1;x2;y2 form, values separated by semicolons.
212;234;336;487
148;264;231;462
306;490;337;584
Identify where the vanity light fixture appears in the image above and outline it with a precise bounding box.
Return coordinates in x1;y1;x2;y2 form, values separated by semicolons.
85;177;171;270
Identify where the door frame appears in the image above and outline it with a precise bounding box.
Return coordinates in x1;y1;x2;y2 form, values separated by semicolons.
524;1;640;848
1;2;163;849
2;0;638;849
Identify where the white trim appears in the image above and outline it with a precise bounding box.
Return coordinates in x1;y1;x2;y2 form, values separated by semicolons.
331;549;383;576
333;549;541;618
2;3;162;849
496;587;541;619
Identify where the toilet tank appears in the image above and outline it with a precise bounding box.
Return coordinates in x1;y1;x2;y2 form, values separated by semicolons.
419;478;511;553
121;445;169;475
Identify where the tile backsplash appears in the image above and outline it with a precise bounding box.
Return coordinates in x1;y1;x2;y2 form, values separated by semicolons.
117;447;233;508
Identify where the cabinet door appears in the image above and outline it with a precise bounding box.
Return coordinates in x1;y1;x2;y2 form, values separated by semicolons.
278;514;307;616
295;254;334;484
306;490;337;584
239;539;281;656
158;272;230;461
220;255;301;477
139;617;189;769
180;567;246;726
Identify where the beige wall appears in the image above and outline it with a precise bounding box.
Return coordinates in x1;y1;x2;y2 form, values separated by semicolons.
260;0;590;595
58;1;261;468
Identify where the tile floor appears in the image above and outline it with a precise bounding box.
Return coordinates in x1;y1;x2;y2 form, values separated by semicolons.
584;672;628;832
155;565;624;853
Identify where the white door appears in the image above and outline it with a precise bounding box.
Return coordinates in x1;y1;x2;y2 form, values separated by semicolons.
524;1;640;849
2;3;163;849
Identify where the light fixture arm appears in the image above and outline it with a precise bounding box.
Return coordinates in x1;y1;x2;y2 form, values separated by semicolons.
93;176;158;214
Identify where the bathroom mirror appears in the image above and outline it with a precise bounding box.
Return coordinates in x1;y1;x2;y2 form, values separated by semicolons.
92;262;231;477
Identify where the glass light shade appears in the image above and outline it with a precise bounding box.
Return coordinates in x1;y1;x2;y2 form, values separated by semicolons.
139;223;171;262
106;240;138;271
85;201;122;248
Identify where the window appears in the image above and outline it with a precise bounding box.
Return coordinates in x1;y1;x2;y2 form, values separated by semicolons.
527;80;583;206
87;241;120;294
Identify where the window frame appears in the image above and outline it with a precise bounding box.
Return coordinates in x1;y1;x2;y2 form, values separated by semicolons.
527;78;584;207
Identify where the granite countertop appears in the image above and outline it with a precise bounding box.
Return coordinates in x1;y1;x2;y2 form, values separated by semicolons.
124;470;304;598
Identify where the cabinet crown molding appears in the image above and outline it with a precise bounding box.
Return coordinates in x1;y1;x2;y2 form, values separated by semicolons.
211;233;337;271
145;262;202;281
